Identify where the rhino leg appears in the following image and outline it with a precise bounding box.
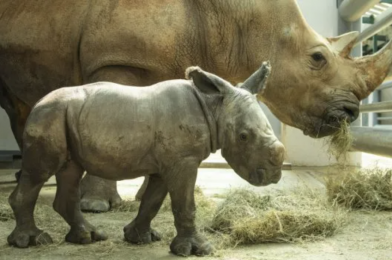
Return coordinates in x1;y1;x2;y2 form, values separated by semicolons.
167;159;213;257
54;160;108;244
135;176;149;201
124;174;167;244
79;174;122;212
0;80;31;182
7;171;53;248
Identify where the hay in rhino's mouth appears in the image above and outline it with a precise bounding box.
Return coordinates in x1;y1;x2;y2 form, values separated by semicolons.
325;120;353;162
303;118;343;138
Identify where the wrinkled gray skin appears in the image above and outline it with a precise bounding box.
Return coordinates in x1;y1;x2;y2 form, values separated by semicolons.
7;63;285;256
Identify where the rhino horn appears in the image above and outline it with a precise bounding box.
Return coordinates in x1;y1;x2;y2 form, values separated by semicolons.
240;61;271;95
327;31;359;57
355;39;392;96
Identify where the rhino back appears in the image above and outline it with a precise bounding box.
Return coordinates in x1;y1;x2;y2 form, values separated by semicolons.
0;0;283;106
65;81;210;178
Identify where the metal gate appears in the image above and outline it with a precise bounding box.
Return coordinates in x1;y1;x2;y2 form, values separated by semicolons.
339;0;392;158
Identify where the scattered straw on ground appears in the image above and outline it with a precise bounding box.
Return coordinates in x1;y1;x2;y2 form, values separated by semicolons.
326;167;392;210
0;193;13;222
112;200;140;213
0;185;347;253
325;120;353;162
210;189;346;245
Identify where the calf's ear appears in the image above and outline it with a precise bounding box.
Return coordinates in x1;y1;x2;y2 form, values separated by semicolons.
185;66;231;95
240;61;271;95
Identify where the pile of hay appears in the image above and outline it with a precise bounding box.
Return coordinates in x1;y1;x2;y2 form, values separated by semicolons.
210;189;346;245
327;168;392;210
325;120;353;162
0;194;14;222
0;186;347;250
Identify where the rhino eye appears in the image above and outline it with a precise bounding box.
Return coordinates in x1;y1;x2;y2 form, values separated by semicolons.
311;52;325;62
310;52;327;70
239;133;248;142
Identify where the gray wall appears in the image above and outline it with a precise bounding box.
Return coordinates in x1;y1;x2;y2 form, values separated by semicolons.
0;109;18;151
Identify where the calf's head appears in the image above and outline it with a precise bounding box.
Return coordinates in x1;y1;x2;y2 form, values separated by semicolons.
187;62;284;186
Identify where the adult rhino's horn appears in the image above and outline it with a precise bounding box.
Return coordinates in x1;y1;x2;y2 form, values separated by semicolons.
240;61;271;95
355;39;392;97
327;31;359;57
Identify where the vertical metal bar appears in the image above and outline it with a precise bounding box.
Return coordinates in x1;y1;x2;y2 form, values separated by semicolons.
350;20;363;127
367;35;379;127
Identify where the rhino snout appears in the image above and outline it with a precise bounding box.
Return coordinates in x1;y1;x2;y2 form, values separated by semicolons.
249;168;282;186
268;141;285;167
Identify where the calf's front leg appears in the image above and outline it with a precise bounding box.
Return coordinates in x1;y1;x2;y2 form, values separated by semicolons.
166;159;213;257
124;174;167;244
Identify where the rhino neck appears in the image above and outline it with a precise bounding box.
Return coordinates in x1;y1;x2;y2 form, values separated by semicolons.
186;0;311;83
190;86;221;153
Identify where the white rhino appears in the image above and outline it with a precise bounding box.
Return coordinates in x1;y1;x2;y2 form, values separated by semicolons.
0;0;391;211
7;63;284;256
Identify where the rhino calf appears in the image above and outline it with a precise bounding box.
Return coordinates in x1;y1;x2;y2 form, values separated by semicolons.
7;62;284;256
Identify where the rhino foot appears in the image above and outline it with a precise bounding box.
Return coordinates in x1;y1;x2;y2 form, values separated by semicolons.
65;226;108;244
170;234;213;256
80;174;122;212
124;222;161;244
8;227;53;248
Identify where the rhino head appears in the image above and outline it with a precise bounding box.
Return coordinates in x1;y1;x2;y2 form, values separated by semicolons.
187;62;284;186
251;1;392;138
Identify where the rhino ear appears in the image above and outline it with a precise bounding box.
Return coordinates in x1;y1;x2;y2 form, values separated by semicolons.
327;31;359;57
185;66;231;95
240;61;271;95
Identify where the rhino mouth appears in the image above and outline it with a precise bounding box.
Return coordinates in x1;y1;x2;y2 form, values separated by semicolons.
303;100;359;138
249;168;282;186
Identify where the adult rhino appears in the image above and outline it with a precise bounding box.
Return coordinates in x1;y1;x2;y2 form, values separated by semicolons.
1;0;392;212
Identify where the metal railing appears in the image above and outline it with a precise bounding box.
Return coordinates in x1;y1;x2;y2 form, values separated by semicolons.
339;0;392;158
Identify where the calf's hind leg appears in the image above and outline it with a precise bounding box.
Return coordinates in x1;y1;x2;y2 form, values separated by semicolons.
7;171;53;248
54;160;107;244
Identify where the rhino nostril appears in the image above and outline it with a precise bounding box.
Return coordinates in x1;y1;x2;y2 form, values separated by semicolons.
343;106;359;122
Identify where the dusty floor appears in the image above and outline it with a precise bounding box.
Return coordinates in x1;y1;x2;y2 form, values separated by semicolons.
0;164;392;260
